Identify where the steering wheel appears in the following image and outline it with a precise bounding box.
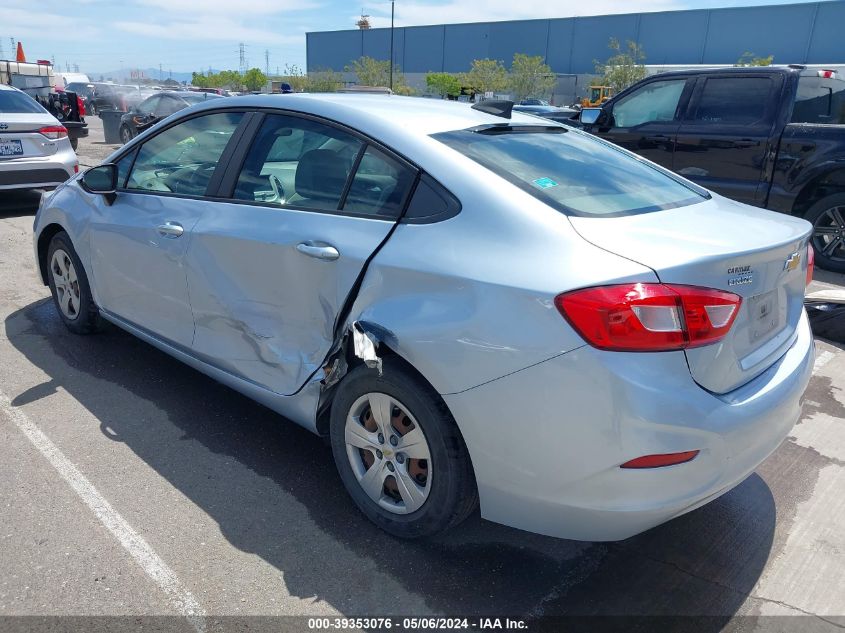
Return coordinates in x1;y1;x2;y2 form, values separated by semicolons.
268;174;286;204
165;163;217;195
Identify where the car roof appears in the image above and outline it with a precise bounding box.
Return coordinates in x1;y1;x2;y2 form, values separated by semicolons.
641;66;796;80
187;93;554;138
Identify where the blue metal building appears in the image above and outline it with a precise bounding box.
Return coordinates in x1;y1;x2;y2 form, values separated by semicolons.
306;1;845;77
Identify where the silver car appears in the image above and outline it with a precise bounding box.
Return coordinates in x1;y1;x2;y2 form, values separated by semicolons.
33;94;814;541
0;84;78;190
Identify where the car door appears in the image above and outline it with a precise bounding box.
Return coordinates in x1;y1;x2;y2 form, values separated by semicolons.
184;112;417;395
88;110;246;347
672;74;782;205
592;77;694;169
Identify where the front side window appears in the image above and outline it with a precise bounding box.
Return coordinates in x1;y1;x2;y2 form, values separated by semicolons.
691;77;773;125
612;80;687;128
233;114;363;211
434;127;707;217
125;111;243;196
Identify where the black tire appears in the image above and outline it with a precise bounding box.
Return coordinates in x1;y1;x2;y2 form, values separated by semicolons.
46;231;103;334
120;126;134;145
805;192;845;274
69;136;78;151
330;359;478;538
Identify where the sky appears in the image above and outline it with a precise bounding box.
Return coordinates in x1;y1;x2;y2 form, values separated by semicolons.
1;0;827;78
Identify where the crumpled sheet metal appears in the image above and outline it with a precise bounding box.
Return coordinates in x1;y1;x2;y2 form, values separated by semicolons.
352;321;383;375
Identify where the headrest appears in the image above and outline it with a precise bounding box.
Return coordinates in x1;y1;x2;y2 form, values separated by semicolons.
295;149;348;202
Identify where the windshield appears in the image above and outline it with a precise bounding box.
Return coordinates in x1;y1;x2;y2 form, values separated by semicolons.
433;126;708;217
182;94;221;104
0;90;47;114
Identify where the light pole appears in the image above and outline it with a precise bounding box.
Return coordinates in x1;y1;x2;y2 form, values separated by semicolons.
389;0;395;91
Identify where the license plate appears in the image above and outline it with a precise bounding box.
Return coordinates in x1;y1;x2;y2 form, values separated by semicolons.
0;140;23;157
748;290;779;342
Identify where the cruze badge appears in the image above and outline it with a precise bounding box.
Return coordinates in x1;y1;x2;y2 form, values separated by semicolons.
783;251;801;272
727;265;753;287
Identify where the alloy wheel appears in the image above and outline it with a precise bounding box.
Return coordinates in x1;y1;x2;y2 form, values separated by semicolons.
344;392;432;514
51;249;81;320
812;205;845;263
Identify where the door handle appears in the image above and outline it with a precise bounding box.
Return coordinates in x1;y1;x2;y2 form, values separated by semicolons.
157;221;184;238
296;242;339;261
733;139;759;148
644;134;671;143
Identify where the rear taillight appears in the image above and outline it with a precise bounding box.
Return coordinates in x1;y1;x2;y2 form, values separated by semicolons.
806;244;815;287
77;95;86;117
555;283;742;352
39;125;68;140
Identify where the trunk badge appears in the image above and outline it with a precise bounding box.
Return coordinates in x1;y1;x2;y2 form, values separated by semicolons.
783;252;801;272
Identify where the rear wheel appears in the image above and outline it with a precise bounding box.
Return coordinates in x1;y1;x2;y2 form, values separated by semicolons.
806;193;845;273
330;359;477;538
46;231;103;334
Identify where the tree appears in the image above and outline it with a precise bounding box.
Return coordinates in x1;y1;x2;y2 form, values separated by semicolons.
307;69;343;92
346;56;411;93
594;38;647;94
426;72;461;98
736;52;774;67
242;68;267;92
461;58;508;96
281;64;308;92
509;54;556;102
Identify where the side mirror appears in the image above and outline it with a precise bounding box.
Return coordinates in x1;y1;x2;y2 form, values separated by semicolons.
81;164;117;195
579;107;607;126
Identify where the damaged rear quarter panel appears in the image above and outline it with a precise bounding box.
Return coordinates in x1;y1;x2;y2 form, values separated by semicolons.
343;182;657;396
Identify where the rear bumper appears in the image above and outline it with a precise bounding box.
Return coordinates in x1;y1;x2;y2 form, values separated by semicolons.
0;152;76;190
443;311;814;541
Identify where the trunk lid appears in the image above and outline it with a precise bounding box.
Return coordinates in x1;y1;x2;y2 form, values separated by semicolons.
0;112;61;159
568;195;812;394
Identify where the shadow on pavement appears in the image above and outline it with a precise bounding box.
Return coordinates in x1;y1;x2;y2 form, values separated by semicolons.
5;298;777;628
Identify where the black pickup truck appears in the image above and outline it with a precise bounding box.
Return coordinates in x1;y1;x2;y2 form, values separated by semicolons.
579;66;845;272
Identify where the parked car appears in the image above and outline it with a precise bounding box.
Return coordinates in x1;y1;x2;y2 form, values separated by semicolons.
512;104;580;126
78;83;142;113
34;95;813;541
519;98;550;106
118;91;222;143
579;66;845;272
0;84;77;190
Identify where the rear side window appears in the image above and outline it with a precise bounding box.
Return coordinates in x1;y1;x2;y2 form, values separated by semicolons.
691;77;773;124
342;146;416;218
0;90;46;114
403;174;461;223
434;127;706;217
792;76;845;124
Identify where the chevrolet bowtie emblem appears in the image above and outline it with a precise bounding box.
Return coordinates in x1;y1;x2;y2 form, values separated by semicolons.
784;252;801;272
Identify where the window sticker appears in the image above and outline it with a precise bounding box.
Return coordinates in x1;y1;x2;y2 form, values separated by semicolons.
532;177;558;189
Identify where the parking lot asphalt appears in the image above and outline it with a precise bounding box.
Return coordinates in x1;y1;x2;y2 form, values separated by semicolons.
0;119;844;632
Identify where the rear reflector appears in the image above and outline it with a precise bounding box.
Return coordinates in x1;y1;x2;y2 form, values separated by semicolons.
620;450;700;469
555;283;742;352
39;126;68;140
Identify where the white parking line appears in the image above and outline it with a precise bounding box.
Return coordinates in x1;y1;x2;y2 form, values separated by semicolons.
0;391;206;632
814;350;836;374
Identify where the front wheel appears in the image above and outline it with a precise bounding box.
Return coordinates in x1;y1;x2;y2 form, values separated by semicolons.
120;125;134;145
330;360;478;538
805;193;845;274
46;231;103;334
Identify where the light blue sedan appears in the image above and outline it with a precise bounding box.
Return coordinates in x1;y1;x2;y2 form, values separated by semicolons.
33;94;815;540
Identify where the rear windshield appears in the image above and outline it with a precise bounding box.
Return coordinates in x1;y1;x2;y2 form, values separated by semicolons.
0;90;47;114
792;75;845;124
433;126;707;217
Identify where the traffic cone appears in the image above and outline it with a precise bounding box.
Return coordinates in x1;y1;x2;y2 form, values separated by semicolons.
16;42;25;62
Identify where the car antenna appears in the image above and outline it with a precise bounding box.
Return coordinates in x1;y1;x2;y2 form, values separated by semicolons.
471;99;513;119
